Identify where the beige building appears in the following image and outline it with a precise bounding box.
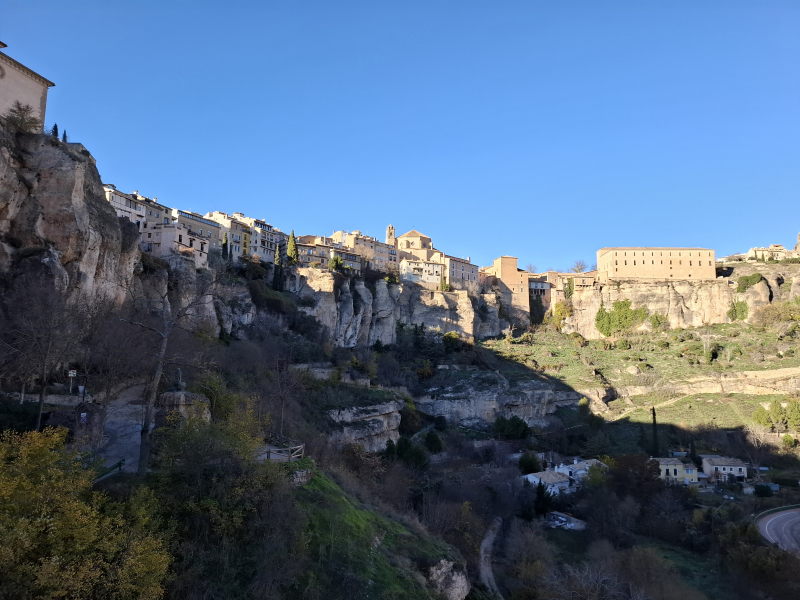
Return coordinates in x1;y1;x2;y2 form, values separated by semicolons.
399;259;443;286
745;243;797;262
330;230;398;273
0;41;54;128
522;470;572;495
103;184;146;231
654;458;698;485
701;455;747;483
297;235;362;274
481;256;533;315
393;228;477;289
597;247;716;282
204;211;252;262
231;212;286;264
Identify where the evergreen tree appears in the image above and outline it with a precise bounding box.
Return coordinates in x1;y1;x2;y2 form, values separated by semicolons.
50;123;58;138
1;101;41;132
518;452;541;475
786;400;800;432
287;231;299;265
752;405;772;428
769;401;788;432
61;130;68;143
273;243;282;267
533;481;552;516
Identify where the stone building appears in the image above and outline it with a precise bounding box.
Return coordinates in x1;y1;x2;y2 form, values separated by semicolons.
392;228;477;289
297;235;362;274
480;256;534;316
0;41;55;128
330;230;398;273
596;247;716;282
103;184;146;231
229;212;285;264
204;211;251;262
399;259;443;286
745;243;797;262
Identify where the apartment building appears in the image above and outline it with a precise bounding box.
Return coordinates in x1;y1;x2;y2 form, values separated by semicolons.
393;228;476;289
330;230;398;273
596;247;716;282
204;211;250;261
297;235;362;274
399;259;443;286
232;212;286;264
0;41;55;128
103;184;145;231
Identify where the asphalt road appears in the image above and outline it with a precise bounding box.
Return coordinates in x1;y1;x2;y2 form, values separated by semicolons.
757;508;800;554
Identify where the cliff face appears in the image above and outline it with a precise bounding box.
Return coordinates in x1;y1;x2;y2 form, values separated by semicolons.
286;268;502;347
562;276;787;339
0;127;139;303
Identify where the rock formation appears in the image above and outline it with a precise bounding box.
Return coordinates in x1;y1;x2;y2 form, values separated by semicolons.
327;399;403;452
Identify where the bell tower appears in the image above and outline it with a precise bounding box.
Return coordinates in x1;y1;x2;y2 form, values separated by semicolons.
386;224;396;247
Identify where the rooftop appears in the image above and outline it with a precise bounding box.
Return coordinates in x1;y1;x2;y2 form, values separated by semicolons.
0;45;55;87
398;229;430;238
526;471;570;485
654;457;685;465
702;455;747;467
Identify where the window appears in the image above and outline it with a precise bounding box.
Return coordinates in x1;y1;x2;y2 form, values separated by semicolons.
178;235;183;244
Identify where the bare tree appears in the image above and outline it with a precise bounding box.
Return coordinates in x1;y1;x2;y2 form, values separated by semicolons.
122;266;217;474
1;278;83;429
570;260;587;273
525;263;537;273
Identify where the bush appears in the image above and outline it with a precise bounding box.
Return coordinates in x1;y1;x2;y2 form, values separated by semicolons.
595;300;649;337
247;280;296;314
424;431;443;453
753;484;773;497
649;313;668;330
493;416;530;440
550;302;572;330
736;273;763;293
727;301;748;321
442;331;463;353
518;452;541;474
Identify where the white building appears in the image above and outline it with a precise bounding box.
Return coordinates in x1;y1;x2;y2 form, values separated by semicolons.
554;458;605;483
103;184;145;231
522;470;572;495
400;258;444;286
0;41;54;128
701;455;747;483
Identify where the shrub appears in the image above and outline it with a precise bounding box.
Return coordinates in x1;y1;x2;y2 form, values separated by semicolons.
727;301;748;321
442;331;463;353
753;484;773;497
424;431;443;453
736;273;763;293
615;338;631;350
782;434;797;450
248;280;296;314
493;416;530;440
550;301;572;330
595;300;649;337
649;313;668;330
518;451;541;475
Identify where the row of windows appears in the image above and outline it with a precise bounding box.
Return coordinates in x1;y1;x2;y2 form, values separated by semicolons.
614;251;712;257
615;260;713;267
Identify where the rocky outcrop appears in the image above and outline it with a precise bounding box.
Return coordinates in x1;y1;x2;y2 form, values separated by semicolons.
417;367;583;428
0;127;139;303
327;400;403;452
427;559;470;600
286;268;502;347
563;278;773;339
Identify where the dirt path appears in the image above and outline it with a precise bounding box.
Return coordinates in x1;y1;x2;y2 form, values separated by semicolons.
479;517;504;599
97;384;146;473
610;394;690;422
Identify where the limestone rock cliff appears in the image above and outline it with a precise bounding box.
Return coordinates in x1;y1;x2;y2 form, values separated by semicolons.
563;278;777;339
285;268;502;347
0;127;139;303
327;399;403;452
417;366;584;428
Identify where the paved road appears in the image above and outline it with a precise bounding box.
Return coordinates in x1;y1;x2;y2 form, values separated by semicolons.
757;508;800;554
96;385;146;473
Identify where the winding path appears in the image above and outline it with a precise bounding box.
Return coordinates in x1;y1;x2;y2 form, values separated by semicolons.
479;517;504;599
756;507;800;555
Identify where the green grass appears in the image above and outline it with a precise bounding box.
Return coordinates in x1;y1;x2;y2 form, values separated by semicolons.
482;323;800;392
645;539;739;599
293;470;458;600
608;393;791;429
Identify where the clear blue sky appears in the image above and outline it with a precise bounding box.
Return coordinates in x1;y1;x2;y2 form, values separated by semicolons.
4;1;799;269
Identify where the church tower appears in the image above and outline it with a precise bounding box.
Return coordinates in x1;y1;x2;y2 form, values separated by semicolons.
386;224;396;247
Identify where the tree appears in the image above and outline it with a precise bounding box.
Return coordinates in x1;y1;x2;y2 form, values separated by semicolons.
570;260;587;273
768;400;787;432
328;255;344;271
752;405;772;428
286;230;299;265
0;428;170;598
786;400;800;431
122;267;217;474
1;278;83;430
49;123;59;138
424;430;443;453
519;452;541;475
533;481;552;516
1;101;41;132
273;242;282;267
61;129;68;143
525;263;537;273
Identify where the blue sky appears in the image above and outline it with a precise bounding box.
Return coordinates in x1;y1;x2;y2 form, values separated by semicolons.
4;1;799;269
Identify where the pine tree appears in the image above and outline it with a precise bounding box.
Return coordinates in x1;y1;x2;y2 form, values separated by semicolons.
769;401;788;432
2;101;41;132
50;123;59;138
786;400;800;432
286;231;299;265
533;481;552;516
273;243;282;267
62;130;68;143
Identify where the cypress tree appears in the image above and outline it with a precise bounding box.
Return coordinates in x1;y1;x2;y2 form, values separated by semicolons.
61;130;68;143
50;123;59;138
287;231;299;265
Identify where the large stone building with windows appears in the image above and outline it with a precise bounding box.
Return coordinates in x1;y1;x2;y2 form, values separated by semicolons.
330;230;398;273
596;247;716;282
0;41;54;128
391;227;478;290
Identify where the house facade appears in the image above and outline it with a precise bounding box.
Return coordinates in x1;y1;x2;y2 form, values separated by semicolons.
701;455;747;483
654;458;699;485
399;259;443;286
103;184;145;231
0;41;55;128
597;247;716;282
522;470;572;495
330;230;398;273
